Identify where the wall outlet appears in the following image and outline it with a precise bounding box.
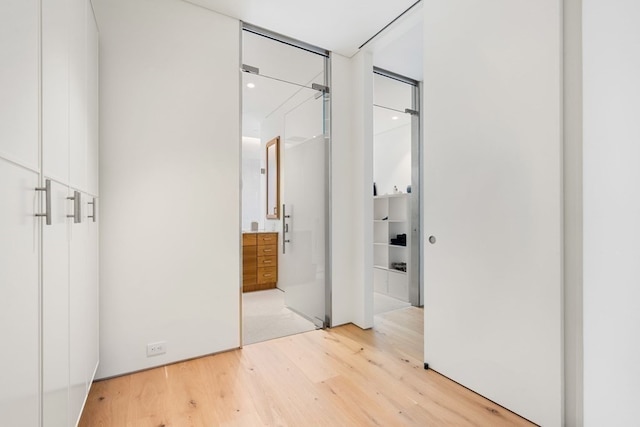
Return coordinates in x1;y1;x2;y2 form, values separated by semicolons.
146;341;167;357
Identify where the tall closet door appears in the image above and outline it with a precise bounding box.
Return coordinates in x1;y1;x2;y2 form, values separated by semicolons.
0;160;40;427
68;189;99;425
42;0;70;184
85;198;99;388
69;192;89;425
42;181;70;427
422;1;562;425
0;1;41;425
86;3;99;196
0;0;40;170
69;0;88;193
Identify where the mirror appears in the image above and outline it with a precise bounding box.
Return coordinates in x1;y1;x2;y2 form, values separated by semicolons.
266;136;280;219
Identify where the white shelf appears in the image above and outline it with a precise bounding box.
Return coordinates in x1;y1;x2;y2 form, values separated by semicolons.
372;194;411;302
373;265;407;275
374;193;410;199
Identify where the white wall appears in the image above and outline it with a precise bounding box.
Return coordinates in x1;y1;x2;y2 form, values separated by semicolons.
583;1;640;425
241;137;262;231
348;51;374;328
327;51;375;328
330;53;356;326
94;0;240;378
422;0;563;425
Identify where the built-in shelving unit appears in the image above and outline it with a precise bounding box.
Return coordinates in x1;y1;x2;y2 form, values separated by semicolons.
373;193;411;302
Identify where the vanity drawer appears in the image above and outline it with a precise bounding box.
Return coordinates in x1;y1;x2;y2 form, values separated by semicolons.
257;245;277;256
243;233;257;246
257;267;277;284
257;233;278;246
257;255;277;268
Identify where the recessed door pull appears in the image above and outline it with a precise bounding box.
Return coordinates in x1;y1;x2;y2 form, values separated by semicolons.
429;235;436;244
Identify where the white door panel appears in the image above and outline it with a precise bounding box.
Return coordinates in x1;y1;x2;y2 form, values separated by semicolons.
85;193;99;390
42;180;70;427
0;159;40;426
86;3;99;196
281;134;326;326
42;0;70;184
69;0;87;193
422;1;563;425
0;0;40;171
69;190;90;425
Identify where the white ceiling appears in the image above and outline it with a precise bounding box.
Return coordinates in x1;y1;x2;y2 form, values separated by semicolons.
184;0;419;58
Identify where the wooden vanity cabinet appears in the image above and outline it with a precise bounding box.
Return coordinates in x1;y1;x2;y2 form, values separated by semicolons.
242;232;278;292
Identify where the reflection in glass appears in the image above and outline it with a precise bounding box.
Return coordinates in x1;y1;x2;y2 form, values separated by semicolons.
266;137;279;219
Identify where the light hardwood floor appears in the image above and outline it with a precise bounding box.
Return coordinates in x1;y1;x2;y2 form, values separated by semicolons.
80;307;534;426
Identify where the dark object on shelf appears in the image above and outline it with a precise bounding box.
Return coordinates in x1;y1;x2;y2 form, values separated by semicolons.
373;182;377;196
390;233;407;246
381;216;388;221
391;262;407;272
407;185;411;193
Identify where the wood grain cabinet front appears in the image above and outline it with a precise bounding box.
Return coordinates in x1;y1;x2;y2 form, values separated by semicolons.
242;232;278;292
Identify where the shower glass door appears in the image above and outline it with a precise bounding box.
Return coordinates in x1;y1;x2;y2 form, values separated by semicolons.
280;83;328;328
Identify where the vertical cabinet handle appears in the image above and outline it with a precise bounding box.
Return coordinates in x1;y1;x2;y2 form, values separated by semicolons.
88;198;97;222
35;179;52;225
67;191;82;224
282;203;291;254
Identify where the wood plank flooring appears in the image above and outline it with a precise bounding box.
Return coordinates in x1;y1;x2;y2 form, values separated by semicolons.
79;307;534;426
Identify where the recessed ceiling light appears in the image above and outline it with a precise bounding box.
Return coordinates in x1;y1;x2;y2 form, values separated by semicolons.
392;116;399;120
246;83;255;89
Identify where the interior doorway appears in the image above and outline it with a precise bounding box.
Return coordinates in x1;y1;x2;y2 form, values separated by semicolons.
240;25;331;345
365;3;425;357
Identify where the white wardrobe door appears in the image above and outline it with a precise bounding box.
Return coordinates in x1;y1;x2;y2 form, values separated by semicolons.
0;0;40;171
86;3;99;197
85;199;99;389
69;0;88;193
69;192;90;426
42;180;70;427
42;0;71;184
0;159;40;426
422;1;563;426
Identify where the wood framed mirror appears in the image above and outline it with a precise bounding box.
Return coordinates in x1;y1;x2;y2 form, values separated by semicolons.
266;136;280;219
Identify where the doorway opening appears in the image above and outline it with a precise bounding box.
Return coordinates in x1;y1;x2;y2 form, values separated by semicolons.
366;4;424;362
372;69;422;314
240;24;331;345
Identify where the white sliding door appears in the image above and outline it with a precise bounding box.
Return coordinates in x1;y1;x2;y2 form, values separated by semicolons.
422;1;563;425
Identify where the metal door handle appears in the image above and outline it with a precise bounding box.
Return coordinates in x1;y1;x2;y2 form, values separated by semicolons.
67;191;82;223
88;198;97;222
282;203;291;254
35;179;52;225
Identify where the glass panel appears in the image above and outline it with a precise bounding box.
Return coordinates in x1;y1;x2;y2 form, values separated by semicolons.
373;106;412;195
241;29;329;339
280;91;326;327
243;31;325;89
373;72;413;112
